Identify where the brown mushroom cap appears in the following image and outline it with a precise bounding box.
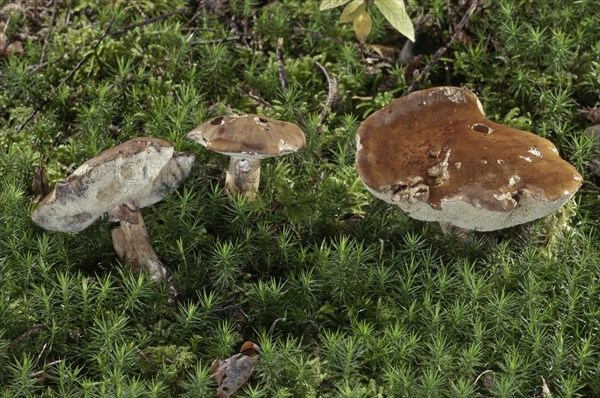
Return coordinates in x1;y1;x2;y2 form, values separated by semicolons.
356;86;583;231
32;137;194;233
187;114;306;158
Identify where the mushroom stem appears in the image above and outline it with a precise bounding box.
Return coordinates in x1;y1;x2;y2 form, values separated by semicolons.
108;201;169;282
225;156;262;201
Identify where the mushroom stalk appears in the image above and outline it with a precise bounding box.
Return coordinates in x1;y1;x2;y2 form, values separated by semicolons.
108;201;168;282
225;156;261;201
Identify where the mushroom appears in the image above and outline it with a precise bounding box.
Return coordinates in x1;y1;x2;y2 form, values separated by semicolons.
355;86;583;231
187;114;305;201
31;137;195;282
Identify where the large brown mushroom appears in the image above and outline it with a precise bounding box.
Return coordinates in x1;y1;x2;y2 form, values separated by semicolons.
187;114;305;201
31;137;195;282
356;86;583;231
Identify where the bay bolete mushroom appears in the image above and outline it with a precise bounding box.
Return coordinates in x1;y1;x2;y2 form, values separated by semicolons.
187;114;305;201
31;137;195;282
355;86;583;231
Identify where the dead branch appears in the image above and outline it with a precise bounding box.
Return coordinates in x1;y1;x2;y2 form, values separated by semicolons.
8;324;43;349
314;61;339;124
38;0;58;70
403;0;479;96
243;87;272;108
28;44;83;73
189;35;244;46
276;37;288;93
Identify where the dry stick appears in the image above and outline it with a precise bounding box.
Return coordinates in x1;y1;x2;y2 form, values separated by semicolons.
28;44;83;73
293;27;345;46
403;0;479;96
268;317;285;339
189;35;242;46
61;18;115;84
276;37;288;93
314;61;339;124
37;0;58;71
8;324;43;349
17;17;115;133
244;88;272;108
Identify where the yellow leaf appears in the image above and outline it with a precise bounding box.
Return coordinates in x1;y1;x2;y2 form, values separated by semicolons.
339;0;365;23
353;10;372;43
319;0;352;11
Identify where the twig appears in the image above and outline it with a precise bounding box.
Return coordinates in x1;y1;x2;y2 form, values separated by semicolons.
189;35;243;46
110;7;189;36
244;88;272;108
474;369;494;385
314;61;339;124
268;318;285;339
8;324;43;349
17;18;115;133
37;0;58;71
276;37;288;93
403;0;479;96
28;44;83;73
61;18;115;84
293;27;345;46
541;376;553;398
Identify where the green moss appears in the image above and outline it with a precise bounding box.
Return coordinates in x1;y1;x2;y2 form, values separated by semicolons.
1;0;600;396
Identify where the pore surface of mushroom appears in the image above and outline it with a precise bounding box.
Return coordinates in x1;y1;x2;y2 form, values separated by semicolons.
355;86;583;231
32;137;195;281
187;114;305;201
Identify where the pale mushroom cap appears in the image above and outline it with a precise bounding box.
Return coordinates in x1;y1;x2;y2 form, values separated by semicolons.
32;137;193;233
136;151;196;208
187;114;306;158
356;86;583;231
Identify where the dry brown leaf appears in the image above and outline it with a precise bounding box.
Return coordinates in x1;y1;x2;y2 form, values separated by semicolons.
31;158;49;203
541;376;553;397
5;40;23;55
585;125;600;177
370;44;399;61
0;32;7;51
579;106;600;125
211;341;260;398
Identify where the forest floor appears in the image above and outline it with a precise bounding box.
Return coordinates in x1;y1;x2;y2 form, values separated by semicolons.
1;0;600;396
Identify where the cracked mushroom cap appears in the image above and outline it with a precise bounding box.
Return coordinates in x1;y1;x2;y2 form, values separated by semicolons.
187;114;306;158
355;86;583;231
32;137;195;233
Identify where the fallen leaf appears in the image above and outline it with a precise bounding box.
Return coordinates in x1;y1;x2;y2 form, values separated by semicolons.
585;125;600;177
211;341;260;398
370;44;399;61
5;40;23;55
0;32;7;51
541;376;553;397
579;106;600;125
32;158;49;203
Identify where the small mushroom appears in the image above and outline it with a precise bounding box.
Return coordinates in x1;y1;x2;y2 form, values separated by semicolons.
355;86;583;231
187;114;305;201
31;137;195;283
